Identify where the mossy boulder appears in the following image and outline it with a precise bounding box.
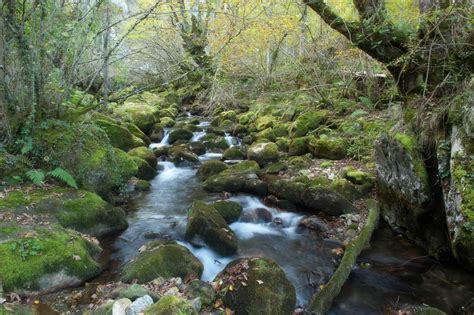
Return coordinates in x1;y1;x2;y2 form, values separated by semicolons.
124;122;151;146
128;147;157;170
223;147;246;160
308;136;347;160
275;138;290;152
32;120;138;196
131;156;158;180
168;128;193;144
342;167;374;187
168;144;200;165
197;160;228;180
152;145;169;158
144;296;197;315
95;119;145;151
331;178;363;201
269;178;357;216
160;117;176;128
239;112;257;125
247;142;279;166
265;162;287;174
202;133;230;151
273;123;289;137
256;128;277;142
212;200;243;224
255;116;275;131
121;241;203;283
220;110;237;122
216;258;296;315
0;187;128;237
288;137;311;156
186;280;216;307
289;110;329;138
202;161;260;193
148;123;165;142
113;102;160;132
288;155;312;169
185;201;238;256
0;224;101;293
189;141;206;155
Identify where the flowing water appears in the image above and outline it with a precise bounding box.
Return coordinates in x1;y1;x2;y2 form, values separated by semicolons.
107;117;474;313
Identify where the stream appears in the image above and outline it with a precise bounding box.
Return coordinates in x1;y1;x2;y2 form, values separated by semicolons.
104;116;474;313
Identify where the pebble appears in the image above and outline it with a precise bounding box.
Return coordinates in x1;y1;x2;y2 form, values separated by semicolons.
112;298;132;315
125;295;154;315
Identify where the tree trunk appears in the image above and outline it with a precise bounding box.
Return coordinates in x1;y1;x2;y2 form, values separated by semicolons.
102;0;111;110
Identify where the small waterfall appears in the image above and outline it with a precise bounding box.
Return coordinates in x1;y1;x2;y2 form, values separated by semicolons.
224;133;241;147
160;129;170;145
191;131;206;142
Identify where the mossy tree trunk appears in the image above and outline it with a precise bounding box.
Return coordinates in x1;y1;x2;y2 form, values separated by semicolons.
304;0;473;263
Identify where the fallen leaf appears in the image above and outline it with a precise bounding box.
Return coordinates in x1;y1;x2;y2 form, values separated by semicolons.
241;281;247;287
256;280;264;285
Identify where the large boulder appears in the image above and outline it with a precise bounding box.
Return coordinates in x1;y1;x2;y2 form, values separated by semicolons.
202;161;261;193
185;201;238;256
148;123;165;142
121;241;203;283
113;102;160;133
202;133;230;151
131;156;158;180
289;110;329;138
215;258;296;315
0;223;101;293
197;160;228;180
128;147;157;170
0;187;127;237
168;128;193;144
95;119;145;151
269;178;357;216
308;136;347;160
168;145;200;165
32;120;138;196
144;296;197;315
212;200;243;224
223;147;246;160
247;142;279;166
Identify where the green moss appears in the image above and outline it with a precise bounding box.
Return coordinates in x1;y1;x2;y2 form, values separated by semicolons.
219;110;237;122
212;200;243;224
197;160;228;180
320;161;334;168
0;225;101;292
113;102;160;132
95;119;145;151
452;153;474;221
289;110;330;138
256;128;277;142
121;241;203;283
160;117;176;128
185;201;237;255
255;115;275;131
145;296;197;315
247;142;279;166
275;137;290;152
223;147;246;160
394;133;416;152
131;156;157;180
308;136;347;160
127;147;157;169
265;162;288;174
168;145;200;165
239;111;257;125
289;137;311;156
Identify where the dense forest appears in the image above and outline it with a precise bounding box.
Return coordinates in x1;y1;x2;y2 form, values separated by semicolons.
0;0;473;314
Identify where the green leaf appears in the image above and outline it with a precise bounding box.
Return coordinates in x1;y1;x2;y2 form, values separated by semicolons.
47;168;78;189
25;169;46;185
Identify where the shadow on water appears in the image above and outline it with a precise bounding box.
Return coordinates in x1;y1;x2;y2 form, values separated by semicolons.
330;224;474;314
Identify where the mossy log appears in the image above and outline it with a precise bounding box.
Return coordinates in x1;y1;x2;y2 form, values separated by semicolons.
309;199;380;314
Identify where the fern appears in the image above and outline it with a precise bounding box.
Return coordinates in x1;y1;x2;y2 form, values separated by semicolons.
26;170;45;186
47;168;78;189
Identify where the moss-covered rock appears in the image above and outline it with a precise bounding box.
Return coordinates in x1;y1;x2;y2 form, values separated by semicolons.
202;161;261;193
95;119;146;151
212;200;243;224
247;142;279;167
160;117;176;128
121;241;203;283
197;160;228;180
275;138;290;152
289;137;311;156
189;141;206;156
331;178;363;201
256;128;277;142
269;178;357;216
128;147;157;170
308;136;347;160
287;155;312;169
255;116;275;131
144;296;197;315
124;122;151;146
0;224;101;293
220;110;237;123
113;102;160;133
265;162;288;174
168;128;193;144
168;144;200;165
273;123;289;137
131;156;157;180
148;123;165;142
239;112;257;125
0;187;128;236
152;145;169;158
202;133;230;151
342;167;374;187
186;279;216;307
185;201;237;256
32;120;138;196
216;258;296;315
289;110;329;138
223;147;246;160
